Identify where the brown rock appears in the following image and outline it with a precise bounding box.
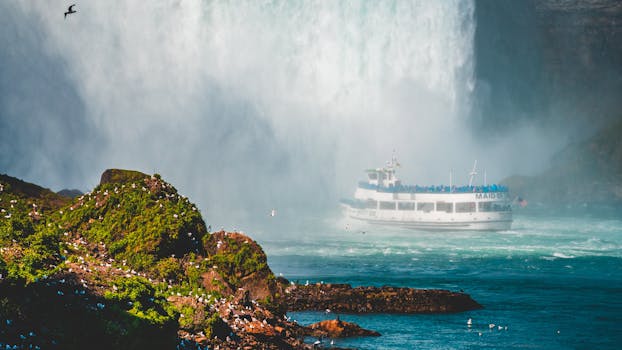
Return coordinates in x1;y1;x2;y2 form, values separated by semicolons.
204;231;286;310
245;321;276;336
194;336;208;344
236;270;274;301
201;269;233;295
306;319;380;338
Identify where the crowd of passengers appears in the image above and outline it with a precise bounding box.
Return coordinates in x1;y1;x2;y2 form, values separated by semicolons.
358;182;508;193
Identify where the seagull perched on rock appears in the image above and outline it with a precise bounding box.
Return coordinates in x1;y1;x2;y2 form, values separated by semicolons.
65;4;76;19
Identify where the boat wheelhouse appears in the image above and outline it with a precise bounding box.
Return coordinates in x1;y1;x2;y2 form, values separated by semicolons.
342;157;512;231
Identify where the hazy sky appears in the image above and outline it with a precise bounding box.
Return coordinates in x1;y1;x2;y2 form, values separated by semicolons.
0;0;568;229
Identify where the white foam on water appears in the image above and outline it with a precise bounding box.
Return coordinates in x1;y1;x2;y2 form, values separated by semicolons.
552;252;575;259
263;213;622;259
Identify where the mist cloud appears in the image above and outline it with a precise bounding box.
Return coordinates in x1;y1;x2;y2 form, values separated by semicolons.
1;0;560;230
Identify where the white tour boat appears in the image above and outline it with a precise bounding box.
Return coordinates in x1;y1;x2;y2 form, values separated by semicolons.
342;156;512;231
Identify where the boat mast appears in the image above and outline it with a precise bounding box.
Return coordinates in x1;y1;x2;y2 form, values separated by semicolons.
449;169;453;190
468;160;477;187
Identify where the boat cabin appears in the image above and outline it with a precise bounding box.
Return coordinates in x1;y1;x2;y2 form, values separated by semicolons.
365;156;401;188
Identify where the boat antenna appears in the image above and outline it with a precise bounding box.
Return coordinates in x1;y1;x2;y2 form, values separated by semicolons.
484;169;487;186
391;150;399;167
449;169;453;190
468;160;478;187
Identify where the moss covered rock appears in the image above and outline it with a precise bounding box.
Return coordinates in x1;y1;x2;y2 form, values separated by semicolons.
203;231;280;303
99;169;151;185
58;171;208;274
0;175;66;283
0;169;294;349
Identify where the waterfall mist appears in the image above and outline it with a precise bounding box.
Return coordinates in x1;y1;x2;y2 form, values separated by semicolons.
0;0;572;231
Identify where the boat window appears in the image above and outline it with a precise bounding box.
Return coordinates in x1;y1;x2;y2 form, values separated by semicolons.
365;200;377;209
456;202;476;213
417;202;434;212
492;203;511;212
436;202;453;213
368;173;378;180
379;201;396;210
398;202;415;210
478;201;493;212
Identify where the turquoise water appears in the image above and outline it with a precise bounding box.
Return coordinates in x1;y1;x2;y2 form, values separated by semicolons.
259;213;622;349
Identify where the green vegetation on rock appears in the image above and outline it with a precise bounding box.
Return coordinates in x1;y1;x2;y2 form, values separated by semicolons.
206;234;268;288
58;173;207;274
0;169;282;349
104;276;176;326
0;175;66;283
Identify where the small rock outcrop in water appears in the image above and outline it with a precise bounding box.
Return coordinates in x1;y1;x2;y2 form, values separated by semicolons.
305;319;381;338
284;283;482;313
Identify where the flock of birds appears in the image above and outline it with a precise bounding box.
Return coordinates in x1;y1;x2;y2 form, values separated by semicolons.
467;318;510;337
466;317;561;338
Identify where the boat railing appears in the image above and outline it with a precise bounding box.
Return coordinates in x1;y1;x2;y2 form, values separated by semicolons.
357;181;508;193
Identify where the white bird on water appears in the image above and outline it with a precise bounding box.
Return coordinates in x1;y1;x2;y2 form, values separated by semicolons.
270;209;276;217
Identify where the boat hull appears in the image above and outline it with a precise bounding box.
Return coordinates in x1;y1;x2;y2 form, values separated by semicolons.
349;215;512;231
344;204;513;231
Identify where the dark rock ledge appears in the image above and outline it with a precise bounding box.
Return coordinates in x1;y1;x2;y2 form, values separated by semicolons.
284;283;482;314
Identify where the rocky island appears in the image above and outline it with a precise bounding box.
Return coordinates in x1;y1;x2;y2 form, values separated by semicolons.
0;169;481;349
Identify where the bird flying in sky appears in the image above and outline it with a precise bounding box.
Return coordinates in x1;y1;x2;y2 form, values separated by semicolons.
64;4;76;19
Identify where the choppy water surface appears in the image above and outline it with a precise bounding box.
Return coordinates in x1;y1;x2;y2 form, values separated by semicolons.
258;213;622;349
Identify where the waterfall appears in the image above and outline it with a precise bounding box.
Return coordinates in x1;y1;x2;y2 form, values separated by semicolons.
196;0;477;204
4;0;476;226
